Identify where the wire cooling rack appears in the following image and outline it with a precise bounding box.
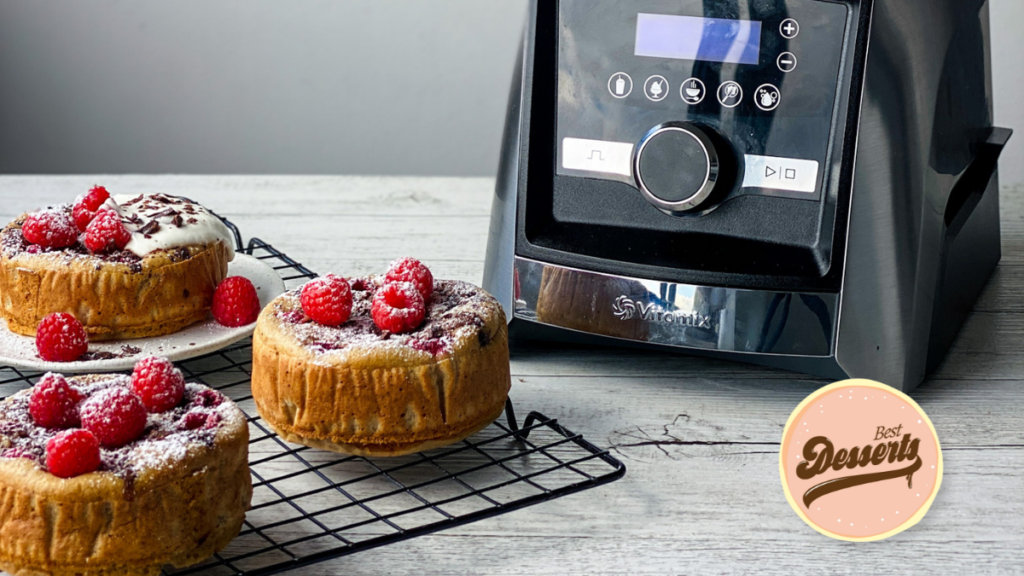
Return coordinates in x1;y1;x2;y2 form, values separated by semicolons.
0;225;626;576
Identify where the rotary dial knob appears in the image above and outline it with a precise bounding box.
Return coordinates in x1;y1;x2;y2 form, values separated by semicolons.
634;122;722;214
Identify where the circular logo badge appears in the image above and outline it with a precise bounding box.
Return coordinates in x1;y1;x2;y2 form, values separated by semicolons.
780;380;942;541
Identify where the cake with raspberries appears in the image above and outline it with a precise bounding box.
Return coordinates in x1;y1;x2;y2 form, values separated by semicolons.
0;187;236;342
251;258;511;457
0;357;251;576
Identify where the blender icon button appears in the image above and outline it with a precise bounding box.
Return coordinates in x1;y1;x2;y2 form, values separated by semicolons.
608;72;633;99
717;81;743;108
644;75;669;102
680;78;706;105
755;84;782;111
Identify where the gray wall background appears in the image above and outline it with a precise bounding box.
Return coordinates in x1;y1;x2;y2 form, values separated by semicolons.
0;0;1021;186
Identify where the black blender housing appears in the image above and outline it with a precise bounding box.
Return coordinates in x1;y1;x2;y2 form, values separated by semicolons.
484;0;1012;391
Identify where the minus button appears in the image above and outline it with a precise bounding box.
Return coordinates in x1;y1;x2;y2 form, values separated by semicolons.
778;52;798;73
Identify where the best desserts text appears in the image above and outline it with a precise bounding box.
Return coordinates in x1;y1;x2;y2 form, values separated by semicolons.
795;425;923;507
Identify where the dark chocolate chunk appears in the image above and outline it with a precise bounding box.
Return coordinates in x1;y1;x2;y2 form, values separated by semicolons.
149;208;179;219
138;220;160;236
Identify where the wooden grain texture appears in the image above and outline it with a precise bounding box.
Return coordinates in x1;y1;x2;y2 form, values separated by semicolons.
1;176;1022;575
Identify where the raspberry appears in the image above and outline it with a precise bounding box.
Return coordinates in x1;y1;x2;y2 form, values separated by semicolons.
46;429;101;479
80;388;148;448
300;275;353;326
212;276;261;327
371;282;426;334
29;373;83;429
385;257;434;301
410;338;449;356
84;209;131;253
191;389;225;408
36;313;88;363
180;412;207;431
130;357;185;413
73;186;111;232
21;208;79;249
178;411;222;432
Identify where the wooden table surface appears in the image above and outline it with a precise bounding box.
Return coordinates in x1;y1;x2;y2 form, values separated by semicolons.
2;175;1023;574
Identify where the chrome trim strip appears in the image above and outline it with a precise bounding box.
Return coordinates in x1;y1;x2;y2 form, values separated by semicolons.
513;258;838;358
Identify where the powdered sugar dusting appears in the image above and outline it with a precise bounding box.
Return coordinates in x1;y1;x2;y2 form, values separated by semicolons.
272;276;500;363
0;375;244;488
2;205;145;272
2;194;234;271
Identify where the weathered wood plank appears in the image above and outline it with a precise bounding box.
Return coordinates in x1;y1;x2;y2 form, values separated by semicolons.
0;175;495;218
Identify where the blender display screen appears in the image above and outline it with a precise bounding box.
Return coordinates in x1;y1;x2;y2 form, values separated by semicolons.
634;13;762;65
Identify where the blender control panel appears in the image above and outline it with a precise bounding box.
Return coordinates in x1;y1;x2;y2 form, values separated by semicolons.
555;0;849;212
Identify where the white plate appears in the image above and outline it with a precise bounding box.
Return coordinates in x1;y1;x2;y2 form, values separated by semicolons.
0;254;286;374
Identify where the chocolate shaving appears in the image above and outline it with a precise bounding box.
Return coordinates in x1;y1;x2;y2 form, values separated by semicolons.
187;217;198;225
149;208;178;219
172;214;184;227
138;220;160;236
79;344;142;361
80;351;118;361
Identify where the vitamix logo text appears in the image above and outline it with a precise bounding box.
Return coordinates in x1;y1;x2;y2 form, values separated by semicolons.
611;296;711;328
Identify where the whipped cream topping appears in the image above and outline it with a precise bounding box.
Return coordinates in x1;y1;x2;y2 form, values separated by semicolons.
102;194;235;260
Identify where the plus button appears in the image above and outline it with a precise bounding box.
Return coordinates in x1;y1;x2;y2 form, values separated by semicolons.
780;18;800;39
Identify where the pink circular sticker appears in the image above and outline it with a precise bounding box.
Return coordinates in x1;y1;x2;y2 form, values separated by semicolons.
779;379;943;541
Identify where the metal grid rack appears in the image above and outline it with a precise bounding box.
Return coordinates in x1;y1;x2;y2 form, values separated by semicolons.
0;228;626;576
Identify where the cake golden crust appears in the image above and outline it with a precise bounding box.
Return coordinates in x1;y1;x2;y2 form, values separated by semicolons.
251;278;512;457
0;213;231;341
0;375;252;576
269;401;506;458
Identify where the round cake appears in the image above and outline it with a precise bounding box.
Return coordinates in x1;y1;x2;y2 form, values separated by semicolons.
252;273;511;458
0;192;235;341
0;373;251;576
